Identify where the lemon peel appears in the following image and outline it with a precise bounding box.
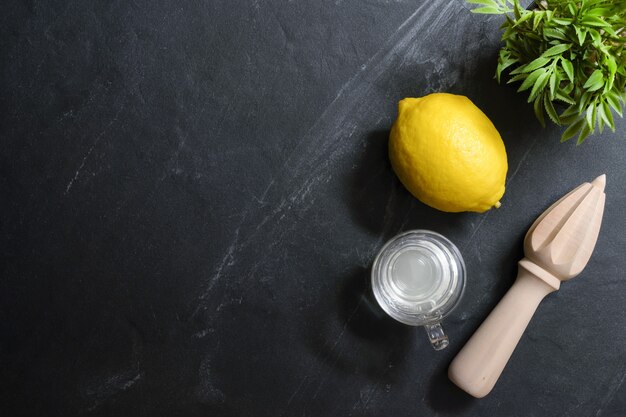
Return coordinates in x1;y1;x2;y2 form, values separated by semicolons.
389;93;508;213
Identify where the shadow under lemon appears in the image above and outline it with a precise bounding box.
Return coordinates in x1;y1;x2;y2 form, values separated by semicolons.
347;129;470;240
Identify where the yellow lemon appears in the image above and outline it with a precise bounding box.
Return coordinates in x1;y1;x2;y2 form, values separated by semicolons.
389;93;507;213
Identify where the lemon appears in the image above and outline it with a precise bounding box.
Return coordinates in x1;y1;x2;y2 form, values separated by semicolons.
389;93;507;213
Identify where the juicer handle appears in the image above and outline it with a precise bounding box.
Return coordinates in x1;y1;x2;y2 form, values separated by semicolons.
448;261;558;398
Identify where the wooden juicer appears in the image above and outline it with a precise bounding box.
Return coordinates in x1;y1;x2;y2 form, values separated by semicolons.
448;175;607;398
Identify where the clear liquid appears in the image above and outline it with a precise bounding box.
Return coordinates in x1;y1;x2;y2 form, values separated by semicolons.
371;230;466;348
372;231;464;326
391;248;441;296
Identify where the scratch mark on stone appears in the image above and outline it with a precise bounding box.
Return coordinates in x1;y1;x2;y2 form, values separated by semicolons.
84;370;143;411
398;198;416;230
193;329;211;338
379;178;398;236
260;179;275;201
508;133;539;185
462;212;490;252
349;385;379;416
158;128;189;183
65;142;98;194
200;226;240;301
362;384;378;412
329;297;362;357
285;374;309;409
595;366;626;417
65;106;124;195
196;353;225;404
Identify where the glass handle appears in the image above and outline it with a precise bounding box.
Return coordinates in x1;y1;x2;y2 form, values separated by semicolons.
424;322;449;350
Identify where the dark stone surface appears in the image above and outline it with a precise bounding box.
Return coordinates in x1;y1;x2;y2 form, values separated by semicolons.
2;0;625;416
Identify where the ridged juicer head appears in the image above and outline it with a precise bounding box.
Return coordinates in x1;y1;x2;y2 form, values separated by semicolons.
523;174;606;280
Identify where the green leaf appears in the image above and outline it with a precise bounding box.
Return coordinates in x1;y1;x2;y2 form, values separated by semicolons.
560;104;580;119
597;103;606;133
578;91;593;113
567;3;577;16
577;122;592;145
601;100;616;131
503;13;515;28
606;55;617;77
511;56;550;74
561;118;585;142
604;56;617;93
496;50;518;83
561;82;574;94
513;0;522;19
541;43;571;57
606;90;623;116
602;25;618;37
467;0;499;5
559;112;580;125
513;10;534;27
518;68;545;92
561;58;574;82
581;16;609;27
574;26;587;44
551;18;572;25
544;94;560;125
597;112;605;134
555;92;576;105
501;26;515;40
529;70;551;102
544;28;569;41
589;29;602;45
549;71;557;99
472;6;504;14
545;9;553;21
507;73;528;84
534;95;546;127
586;8;612;17
583;69;605;91
585;102;597;131
533;11;544;30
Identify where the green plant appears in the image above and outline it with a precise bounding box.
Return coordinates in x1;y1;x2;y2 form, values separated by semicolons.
468;0;626;143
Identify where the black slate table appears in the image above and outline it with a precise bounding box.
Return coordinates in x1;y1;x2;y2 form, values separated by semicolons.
2;1;626;416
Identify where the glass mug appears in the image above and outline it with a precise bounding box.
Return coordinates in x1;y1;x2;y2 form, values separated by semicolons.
371;230;466;350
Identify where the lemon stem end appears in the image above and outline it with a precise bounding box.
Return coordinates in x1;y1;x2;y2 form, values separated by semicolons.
494;201;502;209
